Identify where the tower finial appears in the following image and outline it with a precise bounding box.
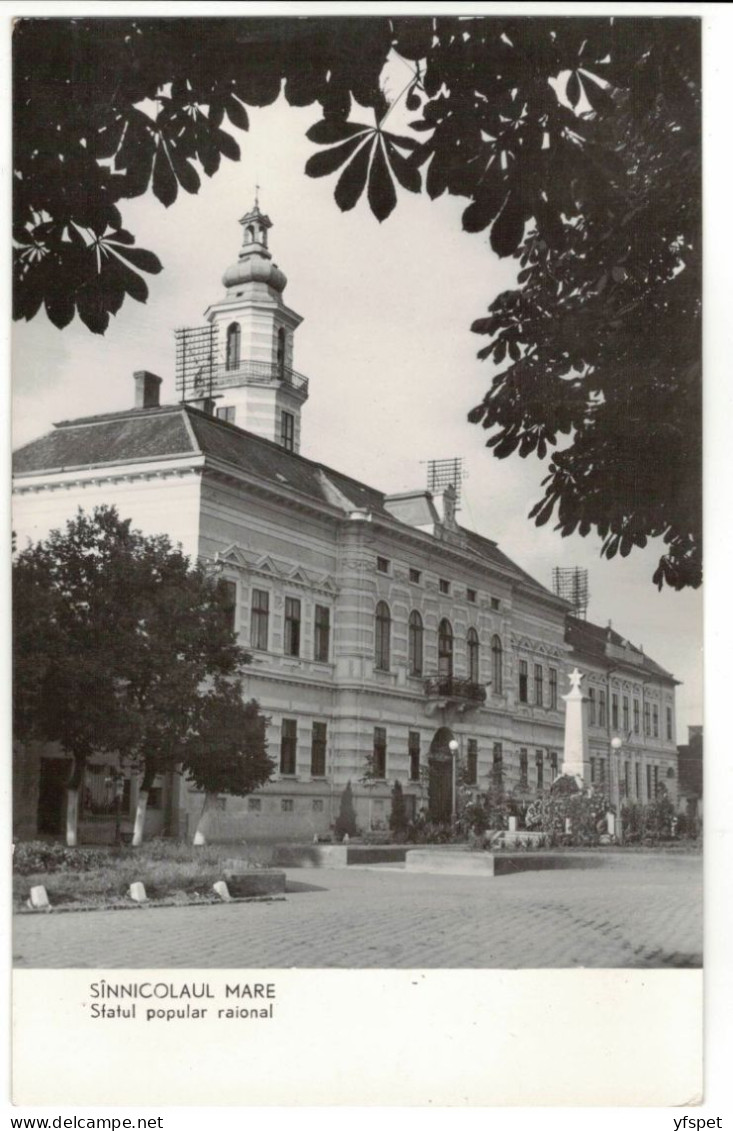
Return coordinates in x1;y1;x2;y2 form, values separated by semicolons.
254;183;260;209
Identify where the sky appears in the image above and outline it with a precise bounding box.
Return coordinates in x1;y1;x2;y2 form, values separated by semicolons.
11;52;703;736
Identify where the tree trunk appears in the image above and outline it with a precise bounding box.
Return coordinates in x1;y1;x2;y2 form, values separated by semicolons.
65;755;86;847
65;789;79;847
193;792;216;846
132;764;156;847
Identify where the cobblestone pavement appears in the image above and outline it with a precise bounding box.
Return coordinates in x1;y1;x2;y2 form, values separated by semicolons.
13;853;702;969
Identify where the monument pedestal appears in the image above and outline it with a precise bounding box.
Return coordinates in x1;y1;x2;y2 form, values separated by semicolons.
561;667;590;786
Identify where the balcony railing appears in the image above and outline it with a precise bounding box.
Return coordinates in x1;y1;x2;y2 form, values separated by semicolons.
174;323;310;400
216;359;309;395
424;676;487;705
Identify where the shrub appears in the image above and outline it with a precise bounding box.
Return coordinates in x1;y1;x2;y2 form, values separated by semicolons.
13;841;112;875
389;780;408;837
334;781;358;840
642;793;677;840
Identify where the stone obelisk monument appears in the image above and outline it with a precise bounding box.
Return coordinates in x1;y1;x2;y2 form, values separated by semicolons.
561;667;590;785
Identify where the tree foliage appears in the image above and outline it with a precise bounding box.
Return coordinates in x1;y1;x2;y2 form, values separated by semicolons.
13;17;701;586
13;506;271;836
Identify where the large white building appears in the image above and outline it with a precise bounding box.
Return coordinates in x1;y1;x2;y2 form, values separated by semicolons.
12;205;680;842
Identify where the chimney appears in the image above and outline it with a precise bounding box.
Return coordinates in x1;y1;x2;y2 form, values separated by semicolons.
134;370;163;409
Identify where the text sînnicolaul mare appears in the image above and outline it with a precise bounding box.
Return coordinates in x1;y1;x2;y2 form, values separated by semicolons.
89;981;276;1000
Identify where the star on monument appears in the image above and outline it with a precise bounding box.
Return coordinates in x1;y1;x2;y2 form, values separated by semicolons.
568;667;584;691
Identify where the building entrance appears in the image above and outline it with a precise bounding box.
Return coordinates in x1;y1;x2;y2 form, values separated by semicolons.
428;727;455;824
37;757;72;835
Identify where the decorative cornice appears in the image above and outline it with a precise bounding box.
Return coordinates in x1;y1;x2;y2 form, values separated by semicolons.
215;543;338;595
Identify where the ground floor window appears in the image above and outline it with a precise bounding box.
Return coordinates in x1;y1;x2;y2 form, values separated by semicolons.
373;727;387;778
466;739;478;785
519;749;528;789
408;731;420;781
280;719;297;775
310;722;327;777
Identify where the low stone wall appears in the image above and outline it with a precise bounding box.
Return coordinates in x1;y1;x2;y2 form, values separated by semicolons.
222;864;286;896
271;844;408;868
406;850;496;876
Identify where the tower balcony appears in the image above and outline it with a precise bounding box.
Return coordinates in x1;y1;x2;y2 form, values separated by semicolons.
423;675;487;713
215;359;309;397
175;323;309;403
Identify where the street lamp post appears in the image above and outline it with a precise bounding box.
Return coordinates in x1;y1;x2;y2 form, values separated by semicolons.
449;739;459;824
611;736;623;841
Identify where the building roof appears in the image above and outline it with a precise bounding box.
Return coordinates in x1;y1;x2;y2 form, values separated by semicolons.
565;615;677;684
13;403;563;602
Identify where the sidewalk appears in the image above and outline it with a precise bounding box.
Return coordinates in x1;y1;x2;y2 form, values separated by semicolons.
13;852;702;969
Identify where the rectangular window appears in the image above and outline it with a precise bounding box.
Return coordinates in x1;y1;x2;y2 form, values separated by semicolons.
216;405;236;423
314;604;330;663
280;411;295;452
519;749;528;788
467;739;478;785
491;597;500;610
535;750;544;790
646;763;653;801
633;700;640;735
666;707;673;741
519;660;528;703
590;757;596;784
409;568;421;584
492;741;503;766
599;690;607;727
549;751;558;778
612;693;619;730
653;765;659;796
280;719;297;775
219;579;237;634
408;731;420;782
250;588;269;651
376;556;390;574
624;761;630;797
284;597;301;657
373;727;387;779
439;578;450;594
644;702;651;736
312;799;324;813
310;722;327;777
635;762;641;799
549;667;558;710
623;696;630;734
652;705;659;738
589;687;596;726
599;758;606;785
534;664;543;706
248;797;261;811
466;588;477;603
281;798;294;813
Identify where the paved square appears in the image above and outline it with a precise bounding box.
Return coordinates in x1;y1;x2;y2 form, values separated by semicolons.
13;851;702;969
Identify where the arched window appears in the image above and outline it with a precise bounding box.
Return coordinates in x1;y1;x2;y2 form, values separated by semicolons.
226;322;241;371
245;225;255;243
276;327;286;377
438;618;453;680
375;601;391;672
408;610;423;677
467;628;480;684
491;635;503;694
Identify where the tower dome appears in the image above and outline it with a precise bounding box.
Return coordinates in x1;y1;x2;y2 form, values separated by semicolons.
199;198;307;453
222;201;287;295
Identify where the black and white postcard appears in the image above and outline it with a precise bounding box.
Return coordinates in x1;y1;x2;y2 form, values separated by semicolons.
8;2;728;1116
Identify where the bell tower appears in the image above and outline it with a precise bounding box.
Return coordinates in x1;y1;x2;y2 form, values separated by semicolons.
198;197;308;453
